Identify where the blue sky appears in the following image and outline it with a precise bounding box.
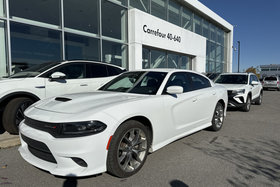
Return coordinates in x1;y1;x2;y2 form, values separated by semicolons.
198;0;280;72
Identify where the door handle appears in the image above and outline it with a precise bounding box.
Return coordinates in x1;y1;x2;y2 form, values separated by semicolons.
192;98;197;102
212;92;216;95
80;84;88;86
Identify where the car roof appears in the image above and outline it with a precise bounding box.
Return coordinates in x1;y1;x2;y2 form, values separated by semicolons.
132;68;202;74
219;72;254;75
61;60;126;70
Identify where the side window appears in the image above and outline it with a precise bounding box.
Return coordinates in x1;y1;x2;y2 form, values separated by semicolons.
249;75;254;84
86;63;108;78
253;75;259;82
165;72;191;93
188;73;211;91
44;63;86;79
107;65;124;76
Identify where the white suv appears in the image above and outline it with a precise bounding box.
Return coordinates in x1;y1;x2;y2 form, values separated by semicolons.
215;73;263;112
0;60;125;134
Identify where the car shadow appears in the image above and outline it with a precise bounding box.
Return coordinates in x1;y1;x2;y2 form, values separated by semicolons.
183;136;280;186
169;179;189;187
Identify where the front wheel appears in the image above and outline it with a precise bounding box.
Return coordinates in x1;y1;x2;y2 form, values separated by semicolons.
209;102;224;131
242;95;251;112
255;92;263;105
107;120;151;178
2;97;34;134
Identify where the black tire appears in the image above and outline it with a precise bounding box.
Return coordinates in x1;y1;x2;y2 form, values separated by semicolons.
255;92;263;105
209;102;224;131
242;95;251;112
107;120;151;178
2;97;34;134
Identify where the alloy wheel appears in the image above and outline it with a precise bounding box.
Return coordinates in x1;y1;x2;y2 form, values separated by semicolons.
117;128;147;172
214;104;224;128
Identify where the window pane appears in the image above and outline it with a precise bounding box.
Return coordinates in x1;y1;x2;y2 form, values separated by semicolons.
64;0;98;34
102;0;127;41
193;14;202;35
55;63;86;79
130;0;149;12
110;0;127;6
107;65;124;76
208;60;215;73
167;53;179;68
210;42;216;60
216;62;224;73
168;0;180;26
142;47;150;69
86;63;108;78
202;19;209;39
216;45;222;63
102;40;127;68
0;0;4;17
65;33;100;61
0;20;7;77
210;24;216;42
189;72;211;90
182;7;192;31
151;0;167;20
151;49;166;68
9;0;59;25
180;56;191;70
10;22;61;74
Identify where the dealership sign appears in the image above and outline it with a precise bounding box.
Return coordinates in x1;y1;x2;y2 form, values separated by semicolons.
143;25;181;43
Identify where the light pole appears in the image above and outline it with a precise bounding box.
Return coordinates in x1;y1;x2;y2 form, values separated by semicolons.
237;41;240;73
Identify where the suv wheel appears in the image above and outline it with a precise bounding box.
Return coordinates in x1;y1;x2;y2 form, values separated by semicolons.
242;95;251;112
255;92;263;105
3;97;34;134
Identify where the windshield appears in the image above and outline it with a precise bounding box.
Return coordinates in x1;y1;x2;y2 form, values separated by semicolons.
99;71;167;95
215;74;248;84
10;62;60;78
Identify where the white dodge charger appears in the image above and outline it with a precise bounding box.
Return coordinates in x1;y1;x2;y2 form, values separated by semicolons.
19;69;228;178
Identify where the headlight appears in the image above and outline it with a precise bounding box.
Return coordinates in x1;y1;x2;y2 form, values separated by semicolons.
60;121;107;137
232;89;245;94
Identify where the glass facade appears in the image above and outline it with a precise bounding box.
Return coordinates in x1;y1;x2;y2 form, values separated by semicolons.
10;22;62;73
1;0;230;76
143;47;191;70
64;0;99;34
0;0;4;17
0;20;7;77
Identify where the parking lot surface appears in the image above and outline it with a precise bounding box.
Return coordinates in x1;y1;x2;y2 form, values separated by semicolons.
0;91;279;187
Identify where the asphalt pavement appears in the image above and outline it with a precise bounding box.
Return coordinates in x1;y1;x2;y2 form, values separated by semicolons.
0;91;279;187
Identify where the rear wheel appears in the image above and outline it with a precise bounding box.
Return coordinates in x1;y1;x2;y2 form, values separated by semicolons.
107;120;151;178
209;102;224;131
242;95;251;112
3;97;34;134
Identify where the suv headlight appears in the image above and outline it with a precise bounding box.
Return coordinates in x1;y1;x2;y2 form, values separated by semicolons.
60;121;107;137
232;89;245;94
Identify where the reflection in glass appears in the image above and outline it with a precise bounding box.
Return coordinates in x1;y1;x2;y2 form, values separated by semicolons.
0;20;7;77
130;0;149;12
181;56;190;70
9;0;59;25
167;53;179;68
210;24;216;42
64;0;98;34
10;22;61;74
102;0;127;41
168;0;180;26
102;40;127;68
193;14;202;34
0;0;4;17
151;0;167;20
151;49;166;68
182;7;192;31
110;0;127;6
65;33;100;61
202;20;209;39
142;47;150;69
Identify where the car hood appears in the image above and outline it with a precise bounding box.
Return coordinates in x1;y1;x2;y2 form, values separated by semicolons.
34;91;147;114
215;84;246;90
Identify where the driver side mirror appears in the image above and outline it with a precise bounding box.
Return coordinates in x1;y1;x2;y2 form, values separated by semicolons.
166;86;183;95
49;72;66;81
251;81;259;85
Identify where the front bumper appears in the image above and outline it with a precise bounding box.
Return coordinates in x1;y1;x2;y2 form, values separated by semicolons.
19;122;109;177
227;92;246;108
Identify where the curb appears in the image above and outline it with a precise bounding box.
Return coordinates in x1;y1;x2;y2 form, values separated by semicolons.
0;132;20;149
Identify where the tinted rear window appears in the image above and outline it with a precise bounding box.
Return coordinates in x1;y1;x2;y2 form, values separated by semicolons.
264;77;277;81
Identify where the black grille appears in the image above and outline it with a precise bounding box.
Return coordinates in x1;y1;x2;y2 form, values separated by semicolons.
24;117;61;137
21;134;57;164
227;90;232;95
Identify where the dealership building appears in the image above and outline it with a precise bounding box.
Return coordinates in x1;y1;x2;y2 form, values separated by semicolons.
0;0;233;78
